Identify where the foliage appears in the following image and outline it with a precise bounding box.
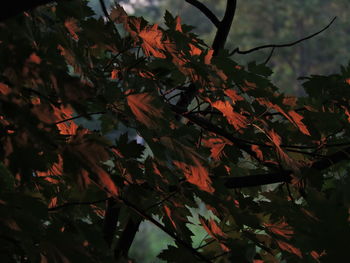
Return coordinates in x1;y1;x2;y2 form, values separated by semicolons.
128;0;350;95
0;0;350;262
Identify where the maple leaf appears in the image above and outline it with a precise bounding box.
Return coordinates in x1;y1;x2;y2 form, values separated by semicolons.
174;160;214;193
257;98;310;135
28;53;41;64
211;100;248;131
175;16;182;32
276;240;302;258
68;128;119;196
64;18;81;41
189;43;202;56
139;24;166;58
0;83;10;95
164;205;177;229
251;145;263;161
264;219;294;239
341;105;350;123
199;216;229;251
36;154;63;183
53;105;78;136
110;69;119;79
161;137;214;193
127;93;163;128
310;250;326;262
203;137;232;160
224;89;244;104
266;129;299;170
288;110;311;136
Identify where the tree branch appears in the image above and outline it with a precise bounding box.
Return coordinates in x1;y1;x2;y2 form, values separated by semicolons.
230;17;337;56
113;216;141;260
53;111;106;125
185;0;220;28
223;171;292;188
212;0;237;55
103;198;120;248
223;145;350;188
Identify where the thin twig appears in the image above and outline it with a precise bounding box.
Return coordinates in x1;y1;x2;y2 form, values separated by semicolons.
48;198;109;211
145;191;179;211
230;17;337;56
263;47;275;65
185;0;220;28
54;111;106;125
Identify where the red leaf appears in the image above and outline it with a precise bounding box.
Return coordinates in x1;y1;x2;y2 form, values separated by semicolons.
224;89;244;104
96;168;119;196
199;217;227;238
283;96;297;107
251;145;263;161
138;23;166;58
341;106;350;123
264;219;294;239
310;250;326;262
48;197;58;209
127;93;163;127
266;129;298;169
174;160;214;193
111;69;119;79
203;137;232;160
0;83;10;95
257;98;310;135
212;100;248;131
276;240;302;258
28;52;41;64
204;49;214;65
288;110;310;136
64;18;80;41
36;154;63;183
164;205;177;229
175;16;182;32
189;43;202;56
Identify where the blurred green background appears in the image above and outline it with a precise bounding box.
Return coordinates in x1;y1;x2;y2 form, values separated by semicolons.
83;1;350;262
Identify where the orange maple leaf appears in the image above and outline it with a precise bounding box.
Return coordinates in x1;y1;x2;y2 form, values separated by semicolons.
264;219;294;239
138;23;166;58
251;145;263;161
164;205;177;229
127;93;163;127
64;18;81;41
224;89;244;104
212;100;248;131
288;110;311;136
276;240;302;258
28;53;41;64
0;83;10;95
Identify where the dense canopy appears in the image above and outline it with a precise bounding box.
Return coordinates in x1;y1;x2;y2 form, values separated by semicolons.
0;0;349;262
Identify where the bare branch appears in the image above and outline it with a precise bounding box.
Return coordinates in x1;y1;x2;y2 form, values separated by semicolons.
103;198;120;247
223;171;292;188
263;47;275;65
185;0;220;28
230;17;337;56
212;0;237;55
54;111;106;125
